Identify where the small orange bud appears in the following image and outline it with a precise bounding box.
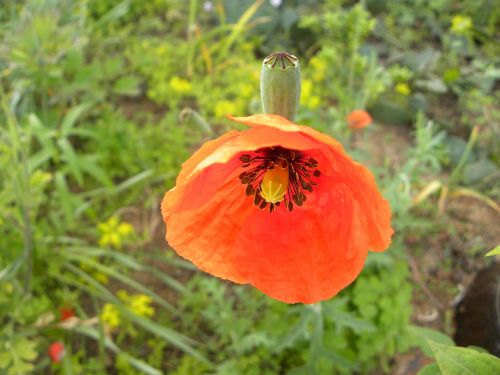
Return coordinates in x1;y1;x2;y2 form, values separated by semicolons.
347;109;372;130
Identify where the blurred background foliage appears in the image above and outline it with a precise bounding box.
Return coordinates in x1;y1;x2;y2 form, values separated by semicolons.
0;0;499;374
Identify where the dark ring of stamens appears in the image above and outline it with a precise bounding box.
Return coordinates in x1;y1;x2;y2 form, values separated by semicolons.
238;146;321;213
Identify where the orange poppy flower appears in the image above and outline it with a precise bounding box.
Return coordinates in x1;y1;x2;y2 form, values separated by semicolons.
161;114;392;303
347;109;372;130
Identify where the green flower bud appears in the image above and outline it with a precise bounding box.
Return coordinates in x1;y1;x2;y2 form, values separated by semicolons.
260;51;301;121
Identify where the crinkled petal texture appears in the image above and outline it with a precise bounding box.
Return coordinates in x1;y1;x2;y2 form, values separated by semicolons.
161;114;393;304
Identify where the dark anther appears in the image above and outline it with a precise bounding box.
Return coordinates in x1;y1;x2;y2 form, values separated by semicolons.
254;194;262;206
239;172;248;180
275;202;280;206
245;185;255;196
289;151;295;160
287;201;293;211
292;194;303;206
269;204;275;213
309;158;318;167
239;155;251;163
259;200;268;209
281;159;288;168
301;182;312;192
313;170;321;177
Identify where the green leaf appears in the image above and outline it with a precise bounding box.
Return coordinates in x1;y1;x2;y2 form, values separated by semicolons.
417;363;441;375
368;99;413;126
429;340;500;375
485;245;500;257
324;301;376;333
58;138;83;185
61;102;93;136
0;337;38;375
112;75;142;96
463;159;498;184
407;325;455;357
78;154;112;186
91;0;130;30
13;337;37;361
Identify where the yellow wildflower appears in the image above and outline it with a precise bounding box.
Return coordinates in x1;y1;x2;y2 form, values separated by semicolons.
117;290;155;317
251;69;260;81
450;15;472;34
310;57;327;82
301;79;321;109
129;294;155;318
169;76;192;94
99;232;121;248
214;100;237;118
101;303;120;328
155;45;168;57
94;272;109;285
117;290;130;302
239;83;254;98
117;222;134;236
302;79;312;100
395;83;411;96
308;96;321;109
98;216;135;249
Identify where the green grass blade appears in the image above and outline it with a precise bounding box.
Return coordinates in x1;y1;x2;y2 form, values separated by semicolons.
65;253;177;314
74;326;162;375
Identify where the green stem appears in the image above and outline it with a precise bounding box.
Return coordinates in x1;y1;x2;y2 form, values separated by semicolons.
93;295;107;372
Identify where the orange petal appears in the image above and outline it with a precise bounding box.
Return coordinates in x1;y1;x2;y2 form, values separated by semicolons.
163;166;253;283
234;176;367;303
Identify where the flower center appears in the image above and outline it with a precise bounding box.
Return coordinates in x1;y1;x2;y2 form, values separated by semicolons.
239;147;321;212
260;166;289;204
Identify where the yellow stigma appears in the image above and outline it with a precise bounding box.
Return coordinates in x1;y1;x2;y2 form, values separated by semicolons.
260;166;289;204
